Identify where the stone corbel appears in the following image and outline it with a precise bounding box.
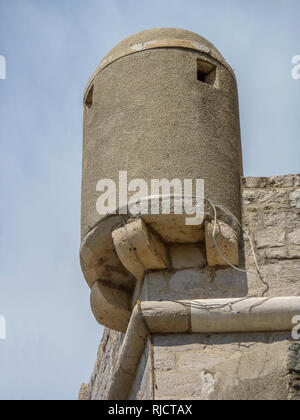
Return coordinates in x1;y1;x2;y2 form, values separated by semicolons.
205;220;240;267
112;218;168;281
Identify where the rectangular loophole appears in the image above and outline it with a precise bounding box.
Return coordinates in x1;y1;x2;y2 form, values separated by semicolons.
197;59;216;87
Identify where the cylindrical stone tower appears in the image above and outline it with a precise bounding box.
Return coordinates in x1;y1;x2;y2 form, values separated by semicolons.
80;28;244;332
82;28;243;236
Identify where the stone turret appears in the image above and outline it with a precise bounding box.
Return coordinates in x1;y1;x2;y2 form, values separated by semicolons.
81;28;243;332
82;28;243;234
80;29;300;400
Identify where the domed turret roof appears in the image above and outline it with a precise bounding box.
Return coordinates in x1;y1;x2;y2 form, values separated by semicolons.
103;28;225;62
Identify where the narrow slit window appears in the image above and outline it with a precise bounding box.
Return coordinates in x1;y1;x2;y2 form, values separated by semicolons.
85;84;94;110
197;60;216;86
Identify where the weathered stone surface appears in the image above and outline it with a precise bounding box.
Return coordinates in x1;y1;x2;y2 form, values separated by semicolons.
142;301;190;334
287;342;300;400
85;314;298;400
263;211;285;226
170;244;206;269
268;175;295;188
112;218;168;281
255;228;285;249
90;280;131;333
288;245;300;258
154;369;215;400
153;332;291;400
288;229;300;245
242;177;268;189
214;268;247;292
242;175;300;299
129;341;151;400
290;189;300;208
265;247;289;259
169;268;210;292
246;260;300;297
205;220;239;267
258;190;288;208
141;267;248;301
142;213;205;244
242;190;256;206
287;342;300;373
78;383;89;401
88;328;122;400
154;352;176;372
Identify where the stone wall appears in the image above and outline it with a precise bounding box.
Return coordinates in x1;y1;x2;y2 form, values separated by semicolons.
81;174;300;400
152;332;292;400
79;328;122;400
242;174;300;297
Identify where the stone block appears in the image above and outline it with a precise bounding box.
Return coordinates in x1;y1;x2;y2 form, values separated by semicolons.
90;281;131;333
169;268;210;292
154;370;215;400
267;175;294;188
258;190;288;208
112;218;168;281
255;228;285;249
265;247;289;259
255;261;300;297
290;189;300;209
263;211;288;227
78;383;89;400
214;268;247;292
169;244;206;269
242;177;268;188
288;245;300;258
154;352;176;372
242;190;256;206
205;220;239;267
288;229;300;245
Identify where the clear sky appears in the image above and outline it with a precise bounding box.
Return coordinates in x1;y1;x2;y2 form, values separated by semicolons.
0;0;299;400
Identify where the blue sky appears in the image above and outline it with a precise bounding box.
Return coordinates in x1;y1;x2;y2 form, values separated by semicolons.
0;0;299;400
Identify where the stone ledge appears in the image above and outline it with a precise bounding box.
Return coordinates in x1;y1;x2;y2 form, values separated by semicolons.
103;297;300;399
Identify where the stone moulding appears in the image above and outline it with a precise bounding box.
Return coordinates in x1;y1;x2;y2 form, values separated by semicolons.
106;297;300;400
